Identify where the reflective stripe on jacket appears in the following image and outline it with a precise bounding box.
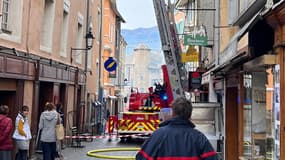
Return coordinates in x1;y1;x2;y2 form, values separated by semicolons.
136;117;218;160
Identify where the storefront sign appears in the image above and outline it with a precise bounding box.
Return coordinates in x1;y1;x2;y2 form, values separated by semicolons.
184;25;208;46
201;72;210;84
181;46;199;62
189;71;202;91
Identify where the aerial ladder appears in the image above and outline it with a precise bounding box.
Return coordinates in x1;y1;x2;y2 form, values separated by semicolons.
153;0;224;158
153;0;188;99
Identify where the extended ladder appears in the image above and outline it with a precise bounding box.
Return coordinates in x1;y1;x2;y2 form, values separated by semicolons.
153;0;188;99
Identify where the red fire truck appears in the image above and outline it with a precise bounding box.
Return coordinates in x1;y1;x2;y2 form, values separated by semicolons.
109;0;188;140
116;65;173;140
107;1;222;148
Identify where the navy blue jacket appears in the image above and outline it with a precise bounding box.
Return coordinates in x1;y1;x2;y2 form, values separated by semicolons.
136;117;218;160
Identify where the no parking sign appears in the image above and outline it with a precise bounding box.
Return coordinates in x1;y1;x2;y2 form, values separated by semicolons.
104;57;117;72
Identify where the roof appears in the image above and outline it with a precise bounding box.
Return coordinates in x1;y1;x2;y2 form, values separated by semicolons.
134;43;151;51
110;0;126;23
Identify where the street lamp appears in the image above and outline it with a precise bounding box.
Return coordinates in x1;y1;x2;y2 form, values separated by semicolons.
86;29;95;49
70;29;95;63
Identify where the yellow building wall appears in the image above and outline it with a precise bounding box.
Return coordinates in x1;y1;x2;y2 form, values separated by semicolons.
219;0;237;53
23;80;34;126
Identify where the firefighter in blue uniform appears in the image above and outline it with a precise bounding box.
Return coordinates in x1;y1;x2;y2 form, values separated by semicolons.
136;96;218;160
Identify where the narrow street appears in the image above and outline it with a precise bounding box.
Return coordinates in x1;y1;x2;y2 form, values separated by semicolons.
0;0;285;160
34;137;143;160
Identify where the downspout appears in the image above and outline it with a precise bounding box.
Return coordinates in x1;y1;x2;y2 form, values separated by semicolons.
26;0;32;55
209;0;219;102
84;0;90;133
97;0;104;129
25;0;39;156
98;0;103;102
214;0;220;66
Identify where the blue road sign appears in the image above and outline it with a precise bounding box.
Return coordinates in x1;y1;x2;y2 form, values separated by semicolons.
104;57;117;72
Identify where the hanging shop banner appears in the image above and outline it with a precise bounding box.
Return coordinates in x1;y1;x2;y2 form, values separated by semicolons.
184;25;208;46
181;46;199;62
188;71;202;91
104;57;117;72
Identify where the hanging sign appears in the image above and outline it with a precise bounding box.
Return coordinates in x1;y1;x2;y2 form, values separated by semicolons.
184;25;208;46
189;71;202;91
104;57;117;72
181;46;199;62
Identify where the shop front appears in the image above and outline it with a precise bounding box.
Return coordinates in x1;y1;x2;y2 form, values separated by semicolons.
265;2;285;158
238;55;278;160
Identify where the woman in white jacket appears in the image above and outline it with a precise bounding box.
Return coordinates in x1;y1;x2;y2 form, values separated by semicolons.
13;105;32;160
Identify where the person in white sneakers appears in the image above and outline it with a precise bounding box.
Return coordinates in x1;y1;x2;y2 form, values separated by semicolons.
13;105;32;160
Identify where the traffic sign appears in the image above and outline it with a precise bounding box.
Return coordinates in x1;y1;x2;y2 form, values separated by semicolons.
104;57;117;72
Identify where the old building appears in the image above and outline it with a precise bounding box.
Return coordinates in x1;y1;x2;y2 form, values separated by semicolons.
0;0;101;156
99;0;125;120
174;0;285;159
202;0;283;159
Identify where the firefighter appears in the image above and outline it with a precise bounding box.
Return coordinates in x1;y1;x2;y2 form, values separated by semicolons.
136;96;218;160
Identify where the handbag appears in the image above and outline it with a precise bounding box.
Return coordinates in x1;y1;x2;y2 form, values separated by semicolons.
15;140;30;150
56;114;65;140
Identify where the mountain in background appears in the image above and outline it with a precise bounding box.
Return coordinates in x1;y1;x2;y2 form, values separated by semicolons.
121;26;161;55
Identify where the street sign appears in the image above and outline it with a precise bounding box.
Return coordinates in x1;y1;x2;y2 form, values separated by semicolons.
104;57;117;72
184;25;208;46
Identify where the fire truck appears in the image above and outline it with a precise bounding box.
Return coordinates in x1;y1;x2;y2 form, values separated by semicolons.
110;1;223;155
115;0;188;139
116;65;174;140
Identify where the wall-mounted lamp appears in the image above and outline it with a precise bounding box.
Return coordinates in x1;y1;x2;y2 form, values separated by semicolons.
70;29;95;63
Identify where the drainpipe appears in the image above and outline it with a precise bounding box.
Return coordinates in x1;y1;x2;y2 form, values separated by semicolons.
97;0;104;134
83;0;90;133
209;0;219;102
214;0;220;66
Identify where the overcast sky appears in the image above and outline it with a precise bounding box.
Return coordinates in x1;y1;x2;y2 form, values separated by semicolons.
116;0;157;29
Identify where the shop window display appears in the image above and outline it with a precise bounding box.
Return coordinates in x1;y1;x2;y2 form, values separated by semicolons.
241;65;280;160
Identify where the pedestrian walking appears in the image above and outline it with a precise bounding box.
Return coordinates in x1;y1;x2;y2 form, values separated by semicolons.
56;103;64;125
0;105;13;160
13;105;32;160
136;96;218;160
56;103;65;158
39;102;59;160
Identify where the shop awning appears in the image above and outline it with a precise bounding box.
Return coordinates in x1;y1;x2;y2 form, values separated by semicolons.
232;0;266;26
243;54;276;72
202;9;264;81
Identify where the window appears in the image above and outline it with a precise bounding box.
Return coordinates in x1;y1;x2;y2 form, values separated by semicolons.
185;1;195;29
40;0;55;53
0;0;23;42
109;24;114;43
1;0;10;31
75;21;83;64
60;9;69;57
239;0;255;14
241;68;280;159
97;9;101;41
228;0;238;25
